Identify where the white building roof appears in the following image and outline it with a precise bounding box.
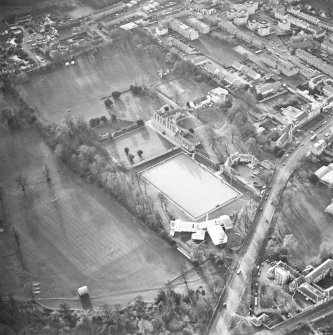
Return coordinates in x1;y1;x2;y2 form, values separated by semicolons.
321;170;333;186
207;224;227;245
315;165;331;178
219;215;233;230
275;266;289;277
325;203;333;215
210;87;228;96
192;230;206;241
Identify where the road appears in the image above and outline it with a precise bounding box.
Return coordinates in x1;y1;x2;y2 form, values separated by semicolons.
209;118;333;335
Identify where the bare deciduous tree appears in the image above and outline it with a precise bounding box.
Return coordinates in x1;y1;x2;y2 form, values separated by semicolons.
44;164;51;183
16;174;27;193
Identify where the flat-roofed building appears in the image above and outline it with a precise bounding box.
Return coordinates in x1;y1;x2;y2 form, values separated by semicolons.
234;10;249;26
248;18;258;31
169;19;199;40
278;60;299;76
234;0;258;14
288;15;309;30
257;20;270;36
256;81;282;96
296;48;333;78
187;17;210;34
274;266;290;284
207;224;228;245
227;8;237;20
298;282;326;303
287;6;320;25
169;37;196;54
278;19;290;31
208;87;229;103
309;75;325;90
275;5;288;20
305;259;333;284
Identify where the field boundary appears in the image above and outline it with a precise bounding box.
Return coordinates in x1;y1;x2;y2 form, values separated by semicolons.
140;152;242;221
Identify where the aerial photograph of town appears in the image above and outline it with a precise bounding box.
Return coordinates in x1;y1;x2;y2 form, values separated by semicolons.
2;0;333;333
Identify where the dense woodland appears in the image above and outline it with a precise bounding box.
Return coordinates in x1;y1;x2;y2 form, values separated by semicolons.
0;289;210;335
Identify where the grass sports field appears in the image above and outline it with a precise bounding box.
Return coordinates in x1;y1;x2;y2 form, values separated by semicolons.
0;128;190;307
18;46;161;123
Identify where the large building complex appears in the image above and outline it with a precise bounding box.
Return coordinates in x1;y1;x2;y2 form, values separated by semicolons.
233;0;259;15
170;215;233;245
268;260;333;304
151;107;200;151
296;49;333;78
168;37;196;54
187;17;210;34
169;19;199;40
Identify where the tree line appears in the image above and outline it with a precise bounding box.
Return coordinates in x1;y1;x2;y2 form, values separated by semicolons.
0;289;210;335
41;115;171;241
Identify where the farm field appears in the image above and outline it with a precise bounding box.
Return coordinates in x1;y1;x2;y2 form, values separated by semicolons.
141;153;241;219
0;128;190;308
102;125;175;165
17;46;162;123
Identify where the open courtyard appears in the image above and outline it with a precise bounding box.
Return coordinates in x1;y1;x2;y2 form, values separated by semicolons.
141;153;241;219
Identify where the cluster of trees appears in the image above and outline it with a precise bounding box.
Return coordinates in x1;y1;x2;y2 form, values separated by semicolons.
0;79;40;127
89;116;108;128
104;92;122;108
129;85;147;96
42;115;168;238
129;30;168;64
104;98;113;107
0;107;37;129
104;91;121;108
111;91;121;99
226;103;256;140
0;289;210;335
124;148;143;164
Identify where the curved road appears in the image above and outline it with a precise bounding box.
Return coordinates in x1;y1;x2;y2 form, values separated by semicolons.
209;119;333;335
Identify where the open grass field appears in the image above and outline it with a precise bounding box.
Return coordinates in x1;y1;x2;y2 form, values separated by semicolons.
17;46;162;123
102;125;175;165
0;128;191;308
